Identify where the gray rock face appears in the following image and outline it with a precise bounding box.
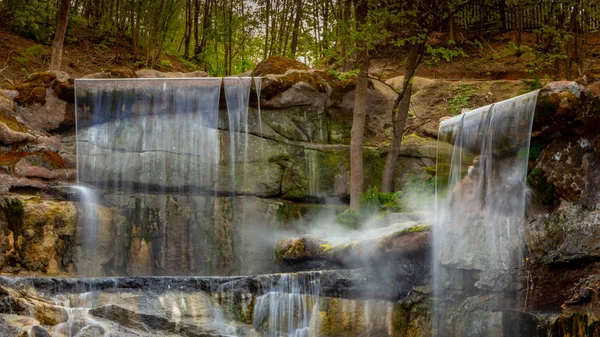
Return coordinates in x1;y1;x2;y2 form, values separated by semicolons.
0;270;422;337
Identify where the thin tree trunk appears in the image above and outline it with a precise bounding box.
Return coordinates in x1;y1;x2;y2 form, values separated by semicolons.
184;0;192;58
264;0;270;58
196;0;211;60
50;0;71;71
349;0;368;211
566;3;579;80
193;0;200;49
290;0;302;57
380;43;419;193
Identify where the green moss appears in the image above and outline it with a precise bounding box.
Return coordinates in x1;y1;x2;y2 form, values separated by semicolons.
319;243;333;253
527;167;557;207
277;238;307;260
1;198;25;242
390;223;431;238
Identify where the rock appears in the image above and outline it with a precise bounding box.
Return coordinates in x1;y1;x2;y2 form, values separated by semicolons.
29;135;63;153
535;137;594;201
533;81;600;133
339;79;398;138
275;222;431;267
0;122;34;144
52;77;74;102
551;274;600;336
0;173;48;193
0;197;76;274
526;203;600;264
252;56;309;76
14;158;74;180
18;88;75;131
260;71;331;108
385;76;436;94
0;315;41;337
135;69;209;78
76;111;357;199
31;326;51;337
0;92;16;111
0;89;19;100
82;68;137;79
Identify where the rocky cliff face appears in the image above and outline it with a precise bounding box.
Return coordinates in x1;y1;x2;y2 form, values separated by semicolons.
2;56;600;336
0;62;437;277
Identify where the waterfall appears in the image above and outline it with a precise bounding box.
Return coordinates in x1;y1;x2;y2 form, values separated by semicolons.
252;272;321;337
433;91;538;336
74;77;260;276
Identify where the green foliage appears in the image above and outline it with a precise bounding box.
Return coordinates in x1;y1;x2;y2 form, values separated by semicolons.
523;76;543;91
360;187;402;213
335;187;402;229
157;59;173;70
426;44;467;66
447;84;473;116
328;69;360;81
335;209;361;229
2;0;58;43
14;45;48;71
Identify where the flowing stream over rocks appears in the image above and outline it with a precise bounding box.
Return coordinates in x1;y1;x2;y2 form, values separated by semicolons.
434;91;538;336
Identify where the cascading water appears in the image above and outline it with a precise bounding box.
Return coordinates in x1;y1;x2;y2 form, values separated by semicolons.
74;77;261;276
433;91;538;336
252;272;321;337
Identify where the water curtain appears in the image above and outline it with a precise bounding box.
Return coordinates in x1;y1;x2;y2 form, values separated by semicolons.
433;91;538;336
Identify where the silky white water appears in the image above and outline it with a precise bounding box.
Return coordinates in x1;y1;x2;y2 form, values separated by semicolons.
433;91;538;336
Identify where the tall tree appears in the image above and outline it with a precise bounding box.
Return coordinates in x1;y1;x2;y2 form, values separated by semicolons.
380;0;471;193
49;0;71;71
350;0;368;211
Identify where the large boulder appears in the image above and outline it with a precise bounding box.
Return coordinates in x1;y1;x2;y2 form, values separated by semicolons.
252;56;309;76
5;71;75;131
275;222;431;268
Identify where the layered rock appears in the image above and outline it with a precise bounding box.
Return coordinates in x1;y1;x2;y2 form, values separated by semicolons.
0;271;429;336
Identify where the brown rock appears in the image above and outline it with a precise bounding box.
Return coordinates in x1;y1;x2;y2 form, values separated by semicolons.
52;78;74;103
0;122;34;144
0;197;76;274
537;137;593;201
252;56;309;76
83;68;138;79
14;159;74;180
260;71;332;108
19;89;74;131
135;69;209;78
551;274;600;335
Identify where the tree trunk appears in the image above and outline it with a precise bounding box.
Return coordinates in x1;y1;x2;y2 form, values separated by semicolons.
290;0;302;57
184;0;192;58
50;0;71;71
349;0;368;211
264;0;270;58
380;42;419;193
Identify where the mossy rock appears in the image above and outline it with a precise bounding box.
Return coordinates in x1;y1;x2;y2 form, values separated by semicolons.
7;71;61;106
0;110;29;133
260;71;330;101
52;78;75;103
252;56;309;76
0;150;66;169
109;68;137;78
